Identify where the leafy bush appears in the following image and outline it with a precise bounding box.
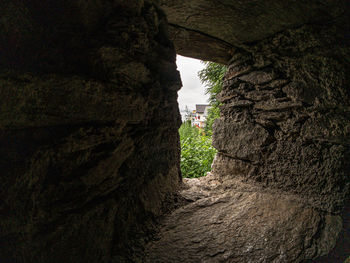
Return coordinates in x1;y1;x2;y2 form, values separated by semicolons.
203;106;220;136
198;62;227;136
198;62;227;107
179;122;217;178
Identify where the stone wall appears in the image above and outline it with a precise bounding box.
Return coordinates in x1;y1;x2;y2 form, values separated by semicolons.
143;21;349;262
212;23;350;260
0;1;181;262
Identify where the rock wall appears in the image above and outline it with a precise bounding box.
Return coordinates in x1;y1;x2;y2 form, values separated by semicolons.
212;23;350;260
0;1;181;262
144;23;350;261
144;22;349;262
1;0;349;262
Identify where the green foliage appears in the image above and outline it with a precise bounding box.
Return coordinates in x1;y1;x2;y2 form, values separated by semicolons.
179;122;217;178
198;62;227;107
203;106;220;136
178;62;226;178
198;62;227;135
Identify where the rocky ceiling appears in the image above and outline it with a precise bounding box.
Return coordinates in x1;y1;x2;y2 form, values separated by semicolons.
160;0;347;63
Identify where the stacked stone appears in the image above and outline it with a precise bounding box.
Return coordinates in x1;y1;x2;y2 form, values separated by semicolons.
213;25;350;213
211;24;350;261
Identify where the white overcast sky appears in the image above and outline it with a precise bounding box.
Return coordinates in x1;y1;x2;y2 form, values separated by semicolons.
176;55;209;112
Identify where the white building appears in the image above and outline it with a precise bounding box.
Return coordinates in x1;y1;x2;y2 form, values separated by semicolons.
192;104;210;128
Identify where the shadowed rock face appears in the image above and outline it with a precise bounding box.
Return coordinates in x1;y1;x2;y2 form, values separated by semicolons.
0;1;181;262
212;23;350;261
213;24;350;213
160;0;348;63
146;174;343;262
144;23;350;263
0;0;350;262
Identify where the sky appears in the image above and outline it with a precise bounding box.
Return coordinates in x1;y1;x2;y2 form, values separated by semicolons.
176;55;209;112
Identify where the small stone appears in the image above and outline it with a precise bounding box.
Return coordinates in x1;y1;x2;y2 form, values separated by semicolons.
238;70;275;85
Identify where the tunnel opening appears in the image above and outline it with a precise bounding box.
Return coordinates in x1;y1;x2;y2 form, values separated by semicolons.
176;55;224;179
148;23;350;261
0;0;349;262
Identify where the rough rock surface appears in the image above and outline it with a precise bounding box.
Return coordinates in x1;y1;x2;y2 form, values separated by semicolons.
160;0;348;63
145;174;342;263
167;25;234;64
0;1;181;262
212;24;350;214
1;0;350;262
146;23;350;262
212;24;350;261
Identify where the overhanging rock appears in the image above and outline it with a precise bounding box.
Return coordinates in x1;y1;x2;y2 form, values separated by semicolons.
160;0;347;63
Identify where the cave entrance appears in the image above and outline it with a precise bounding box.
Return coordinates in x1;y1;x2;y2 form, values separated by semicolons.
176;55;225;179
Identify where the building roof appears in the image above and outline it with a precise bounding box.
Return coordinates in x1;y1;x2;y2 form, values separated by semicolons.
196;104;210;113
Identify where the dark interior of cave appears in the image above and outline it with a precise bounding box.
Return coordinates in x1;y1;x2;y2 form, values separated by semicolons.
0;0;349;262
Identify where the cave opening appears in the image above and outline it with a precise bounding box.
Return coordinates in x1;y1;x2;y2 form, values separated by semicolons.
0;0;349;262
176;55;220;179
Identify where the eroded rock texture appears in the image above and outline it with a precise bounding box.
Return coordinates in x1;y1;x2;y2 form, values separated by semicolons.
212;24;350;261
160;0;347;63
145;24;350;262
1;0;349;262
0;1;181;262
146;174;343;262
214;24;350;213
